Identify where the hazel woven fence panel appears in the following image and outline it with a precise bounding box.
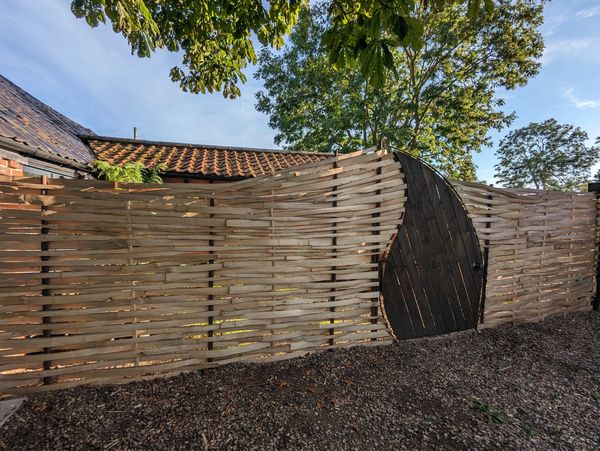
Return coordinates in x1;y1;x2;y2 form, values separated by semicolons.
0;151;406;394
453;181;598;328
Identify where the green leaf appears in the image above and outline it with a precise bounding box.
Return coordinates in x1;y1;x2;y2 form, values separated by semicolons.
468;0;481;18
93;159;165;184
354;33;368;57
403;17;424;51
382;43;396;73
390;15;409;40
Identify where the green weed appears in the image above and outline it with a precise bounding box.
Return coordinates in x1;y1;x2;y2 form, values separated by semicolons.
520;422;535;437
473;399;506;424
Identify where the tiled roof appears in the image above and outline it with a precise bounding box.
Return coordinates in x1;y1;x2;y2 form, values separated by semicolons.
0;75;95;165
86;136;331;179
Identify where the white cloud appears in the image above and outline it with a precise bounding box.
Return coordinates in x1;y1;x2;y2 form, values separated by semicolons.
576;6;600;19
542;0;600;37
564;88;600;109
541;13;568;38
541;39;591;65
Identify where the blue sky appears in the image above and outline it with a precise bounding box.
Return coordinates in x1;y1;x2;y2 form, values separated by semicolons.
1;0;599;183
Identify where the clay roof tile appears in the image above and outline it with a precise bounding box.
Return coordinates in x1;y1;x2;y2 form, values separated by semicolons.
86;136;330;179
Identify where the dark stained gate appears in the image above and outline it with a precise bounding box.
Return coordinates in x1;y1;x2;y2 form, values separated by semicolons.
381;152;484;340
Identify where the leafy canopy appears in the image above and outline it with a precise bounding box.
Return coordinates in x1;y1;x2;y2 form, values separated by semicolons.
494;119;600;191
324;0;494;87
255;1;543;180
93;160;166;183
71;0;492;98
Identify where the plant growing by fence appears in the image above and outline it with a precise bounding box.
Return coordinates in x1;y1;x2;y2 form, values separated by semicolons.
93;160;166;183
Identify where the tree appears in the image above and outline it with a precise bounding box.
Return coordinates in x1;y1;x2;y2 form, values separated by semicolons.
255;1;543;180
71;0;492;98
494;120;600;191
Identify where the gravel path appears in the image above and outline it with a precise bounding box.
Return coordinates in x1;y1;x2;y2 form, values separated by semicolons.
1;311;599;450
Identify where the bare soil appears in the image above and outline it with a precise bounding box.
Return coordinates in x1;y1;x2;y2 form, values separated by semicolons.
1;311;599;450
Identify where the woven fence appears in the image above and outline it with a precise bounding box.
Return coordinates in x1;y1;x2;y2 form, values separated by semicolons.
453;181;598;328
0;151;405;394
1;150;598;395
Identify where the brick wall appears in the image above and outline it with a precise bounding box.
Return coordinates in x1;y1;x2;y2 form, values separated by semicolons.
0;157;24;177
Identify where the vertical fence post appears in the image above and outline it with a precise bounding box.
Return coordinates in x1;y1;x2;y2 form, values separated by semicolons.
40;175;55;385
588;182;600;310
329;161;338;347
479;192;492;324
371;151;383;339
125;184;140;367
269;188;276;350
207;182;215;362
565;193;574;315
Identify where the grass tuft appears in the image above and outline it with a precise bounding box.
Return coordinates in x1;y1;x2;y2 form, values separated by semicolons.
473;399;506;424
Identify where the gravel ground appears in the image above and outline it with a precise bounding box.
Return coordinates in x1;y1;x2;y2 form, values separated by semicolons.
1;311;599;450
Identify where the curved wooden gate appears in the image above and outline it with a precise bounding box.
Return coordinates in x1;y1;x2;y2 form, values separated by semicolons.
381;152;484;340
